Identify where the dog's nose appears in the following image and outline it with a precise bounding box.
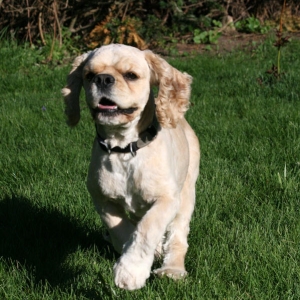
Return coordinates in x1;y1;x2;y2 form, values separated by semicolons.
93;74;115;89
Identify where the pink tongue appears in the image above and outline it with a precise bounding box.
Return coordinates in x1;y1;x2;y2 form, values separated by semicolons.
98;103;118;110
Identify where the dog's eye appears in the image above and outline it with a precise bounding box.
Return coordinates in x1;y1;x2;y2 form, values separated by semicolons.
86;72;95;82
123;72;138;81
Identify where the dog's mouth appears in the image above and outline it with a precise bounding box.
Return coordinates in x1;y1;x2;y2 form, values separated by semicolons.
93;97;138;116
98;97;118;111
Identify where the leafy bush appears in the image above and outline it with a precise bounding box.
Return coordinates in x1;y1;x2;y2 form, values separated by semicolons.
193;19;222;44
235;16;270;34
0;0;298;55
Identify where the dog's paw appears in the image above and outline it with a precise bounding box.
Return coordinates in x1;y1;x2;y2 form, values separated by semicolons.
153;267;187;280
113;257;151;290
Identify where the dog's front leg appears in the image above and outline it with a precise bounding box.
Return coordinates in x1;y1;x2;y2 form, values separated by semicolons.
93;199;136;254
113;196;178;290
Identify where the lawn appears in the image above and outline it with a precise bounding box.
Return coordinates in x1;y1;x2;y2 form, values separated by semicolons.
0;38;299;299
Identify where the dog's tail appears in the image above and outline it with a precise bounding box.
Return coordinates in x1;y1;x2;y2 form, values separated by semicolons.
61;52;91;127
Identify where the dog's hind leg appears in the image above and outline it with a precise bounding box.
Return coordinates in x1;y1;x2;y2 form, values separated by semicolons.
153;174;196;279
154;130;200;279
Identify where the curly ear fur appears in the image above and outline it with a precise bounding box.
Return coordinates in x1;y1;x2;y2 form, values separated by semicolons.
61;52;91;126
144;50;192;128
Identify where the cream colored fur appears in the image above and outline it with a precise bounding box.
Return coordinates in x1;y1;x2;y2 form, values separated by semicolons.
62;44;200;290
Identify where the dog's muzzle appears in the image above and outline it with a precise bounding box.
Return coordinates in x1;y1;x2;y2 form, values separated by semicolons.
89;74;137;117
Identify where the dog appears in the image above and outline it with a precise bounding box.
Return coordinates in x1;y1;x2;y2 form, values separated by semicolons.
62;44;200;290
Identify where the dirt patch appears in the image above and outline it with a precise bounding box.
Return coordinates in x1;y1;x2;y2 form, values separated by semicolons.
175;32;300;55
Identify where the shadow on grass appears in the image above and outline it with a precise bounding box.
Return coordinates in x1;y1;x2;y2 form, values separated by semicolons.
0;194;117;296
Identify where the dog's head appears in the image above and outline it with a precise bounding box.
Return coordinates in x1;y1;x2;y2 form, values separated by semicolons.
62;44;192;128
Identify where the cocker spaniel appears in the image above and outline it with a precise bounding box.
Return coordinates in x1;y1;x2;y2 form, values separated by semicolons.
62;44;200;290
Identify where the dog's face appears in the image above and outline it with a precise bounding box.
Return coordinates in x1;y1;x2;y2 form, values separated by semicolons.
82;45;152;126
62;44;192;129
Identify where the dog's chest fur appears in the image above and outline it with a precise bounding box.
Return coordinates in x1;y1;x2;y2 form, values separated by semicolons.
88;150;152;215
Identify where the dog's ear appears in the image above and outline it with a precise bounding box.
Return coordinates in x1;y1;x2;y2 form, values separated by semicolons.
144;50;192;128
61;52;90;126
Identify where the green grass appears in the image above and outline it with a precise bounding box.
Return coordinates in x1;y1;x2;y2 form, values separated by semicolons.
0;38;300;299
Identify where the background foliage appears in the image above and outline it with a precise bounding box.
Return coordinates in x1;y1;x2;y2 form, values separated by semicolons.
1;0;300;51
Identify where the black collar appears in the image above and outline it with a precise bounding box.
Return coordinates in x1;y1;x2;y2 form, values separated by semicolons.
95;121;158;156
